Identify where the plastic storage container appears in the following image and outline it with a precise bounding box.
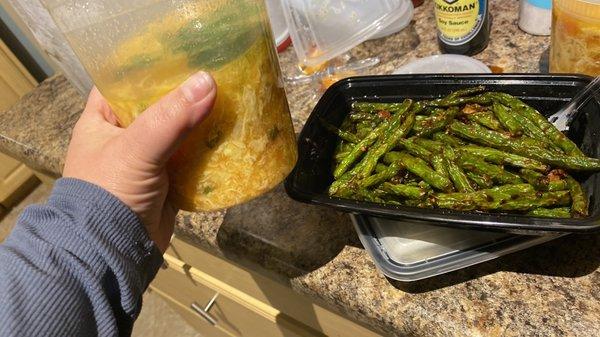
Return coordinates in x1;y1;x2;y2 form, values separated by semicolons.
369;0;414;40
44;0;298;211
352;214;562;281
550;0;600;76
266;0;292;52
284;74;600;234
280;0;407;67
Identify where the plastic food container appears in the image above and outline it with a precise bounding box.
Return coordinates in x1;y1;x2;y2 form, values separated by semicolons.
44;0;298;211
265;0;292;52
392;54;491;74
280;0;407;67
352;214;562;281
284;74;600;234
550;0;600;75
369;0;414;40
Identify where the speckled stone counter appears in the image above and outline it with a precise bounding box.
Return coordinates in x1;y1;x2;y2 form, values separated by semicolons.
1;1;599;336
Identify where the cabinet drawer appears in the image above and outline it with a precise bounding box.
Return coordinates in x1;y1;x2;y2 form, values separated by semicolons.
167;236;382;337
153;261;320;337
150;286;232;337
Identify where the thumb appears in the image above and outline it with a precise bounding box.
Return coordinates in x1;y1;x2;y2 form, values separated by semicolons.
122;71;216;166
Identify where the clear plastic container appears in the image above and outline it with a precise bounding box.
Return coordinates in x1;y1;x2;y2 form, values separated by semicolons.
352;214;562;281
369;0;414;40
44;0;298;211
550;0;600;75
280;0;406;68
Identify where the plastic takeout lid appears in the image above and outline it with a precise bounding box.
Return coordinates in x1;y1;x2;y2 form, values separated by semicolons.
369;0;414;40
266;0;292;52
393;54;491;74
351;214;562;281
281;0;407;66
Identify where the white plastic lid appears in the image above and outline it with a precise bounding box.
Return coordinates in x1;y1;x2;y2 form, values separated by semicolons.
393;54;492;74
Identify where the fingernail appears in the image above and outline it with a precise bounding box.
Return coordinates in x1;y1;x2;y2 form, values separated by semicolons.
181;71;215;103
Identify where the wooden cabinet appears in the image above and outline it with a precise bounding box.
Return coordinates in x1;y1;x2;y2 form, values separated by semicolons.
0;38;37;208
151;287;232;337
156;237;383;337
0;38;36;110
0;152;37;208
152;262;322;337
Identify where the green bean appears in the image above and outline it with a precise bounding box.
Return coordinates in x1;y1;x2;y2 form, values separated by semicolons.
527;207;572;218
333;121;389;178
443;146;474;192
519;168;547;189
358;101;414;177
413;138;444;153
449;121;600;171
397;138;433;162
375;163;389;173
432;154;449;179
493;92;585;157
320;117;359;143
498;191;571;211
396;152;453;191
352;102;406;114
466;111;504;131
466;171;493;189
491;102;523;136
565;175;588;217
349;113;381;122
459;153;523;185
380;182;428;199
425;92;493;107
432;132;466;147
446;86;487;100
433;184;535;211
459;145;549;172
356;121;378;139
361;160;404;188
413;106;460;137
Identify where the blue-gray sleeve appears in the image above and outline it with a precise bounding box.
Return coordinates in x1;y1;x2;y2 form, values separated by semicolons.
0;178;164;337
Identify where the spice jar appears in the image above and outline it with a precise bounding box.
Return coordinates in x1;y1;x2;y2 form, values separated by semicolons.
519;0;552;35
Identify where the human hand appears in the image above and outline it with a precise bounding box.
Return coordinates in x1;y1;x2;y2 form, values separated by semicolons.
63;71;216;252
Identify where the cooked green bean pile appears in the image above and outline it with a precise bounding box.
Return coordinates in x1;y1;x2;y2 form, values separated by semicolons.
327;86;600;218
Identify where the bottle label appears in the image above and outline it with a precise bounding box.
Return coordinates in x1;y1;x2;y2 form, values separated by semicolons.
434;0;487;46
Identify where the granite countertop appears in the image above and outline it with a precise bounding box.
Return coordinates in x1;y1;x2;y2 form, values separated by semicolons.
1;1;599;336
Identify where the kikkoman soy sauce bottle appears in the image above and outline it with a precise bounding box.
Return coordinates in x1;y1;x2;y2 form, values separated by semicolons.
433;0;491;55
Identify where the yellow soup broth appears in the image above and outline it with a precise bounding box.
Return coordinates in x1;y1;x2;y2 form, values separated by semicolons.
89;4;297;211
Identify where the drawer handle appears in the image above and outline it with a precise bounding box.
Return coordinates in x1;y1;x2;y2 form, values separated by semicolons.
190;293;219;326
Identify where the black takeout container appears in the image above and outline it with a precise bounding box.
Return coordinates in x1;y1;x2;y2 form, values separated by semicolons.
284;74;600;234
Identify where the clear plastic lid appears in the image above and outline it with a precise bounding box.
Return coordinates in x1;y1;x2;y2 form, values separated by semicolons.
280;0;407;66
352;214;562;281
369;0;414;40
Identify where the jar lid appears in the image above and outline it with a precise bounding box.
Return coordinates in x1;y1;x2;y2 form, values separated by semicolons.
554;0;600;19
392;54;491;74
528;0;552;10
